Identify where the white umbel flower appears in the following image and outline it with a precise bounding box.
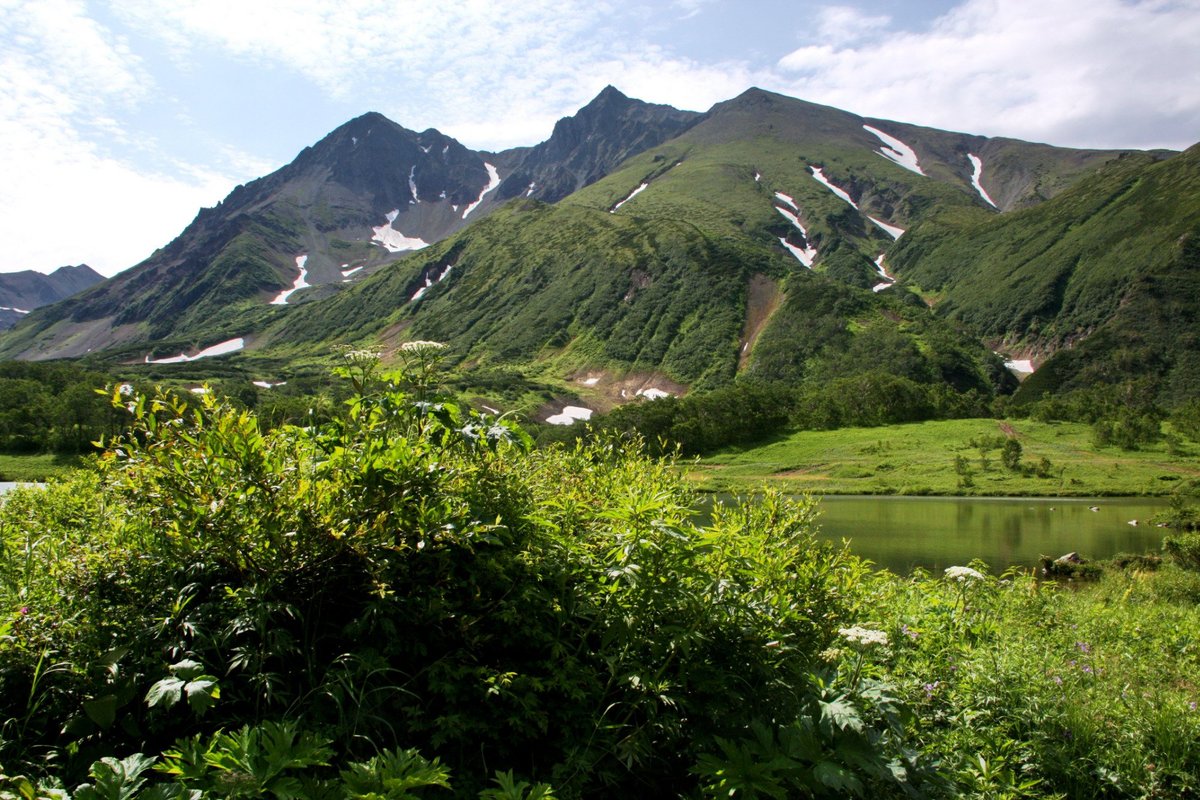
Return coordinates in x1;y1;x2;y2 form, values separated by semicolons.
838;626;889;648
944;565;985;583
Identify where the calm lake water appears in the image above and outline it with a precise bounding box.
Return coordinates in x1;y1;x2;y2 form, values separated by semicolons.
701;494;1169;575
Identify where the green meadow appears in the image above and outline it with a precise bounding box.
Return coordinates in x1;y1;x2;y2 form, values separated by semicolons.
693;418;1200;496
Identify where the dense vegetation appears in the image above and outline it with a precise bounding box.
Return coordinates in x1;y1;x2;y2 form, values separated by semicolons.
2;352;1200;798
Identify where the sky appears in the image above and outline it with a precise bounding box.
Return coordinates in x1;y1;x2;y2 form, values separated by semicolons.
2;0;1198;277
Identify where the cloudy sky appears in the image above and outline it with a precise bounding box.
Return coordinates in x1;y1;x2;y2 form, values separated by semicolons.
2;0;1198;277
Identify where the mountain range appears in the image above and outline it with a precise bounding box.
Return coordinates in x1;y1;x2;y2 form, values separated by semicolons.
0;264;103;332
2;86;1195;414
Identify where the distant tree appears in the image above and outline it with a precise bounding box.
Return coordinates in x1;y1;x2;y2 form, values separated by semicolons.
1001;438;1023;471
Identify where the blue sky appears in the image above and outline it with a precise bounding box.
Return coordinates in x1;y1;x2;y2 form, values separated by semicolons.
2;0;1198;277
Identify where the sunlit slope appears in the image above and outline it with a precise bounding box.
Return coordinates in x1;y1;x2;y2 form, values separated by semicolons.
889;144;1200;400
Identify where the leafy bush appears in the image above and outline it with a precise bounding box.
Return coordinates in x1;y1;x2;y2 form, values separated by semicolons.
0;350;878;797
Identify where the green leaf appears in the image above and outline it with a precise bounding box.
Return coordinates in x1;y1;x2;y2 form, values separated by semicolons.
812;760;863;795
183;678;219;716
145;678;185;710
83;694;119;729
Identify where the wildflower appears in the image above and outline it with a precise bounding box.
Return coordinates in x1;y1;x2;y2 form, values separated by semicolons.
1053;675;1064;686
838;625;889;648
818;647;844;663
1189;701;1197;711
923;681;940;699
901;623;919;640
399;340;448;355
19;606;29;615
944;565;984;583
1075;641;1091;654
342;346;381;364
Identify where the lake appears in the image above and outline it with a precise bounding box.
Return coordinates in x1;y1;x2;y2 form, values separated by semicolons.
701;494;1169;575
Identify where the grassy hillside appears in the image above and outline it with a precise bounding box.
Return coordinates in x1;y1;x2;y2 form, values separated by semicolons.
890;145;1200;403
694;417;1200;496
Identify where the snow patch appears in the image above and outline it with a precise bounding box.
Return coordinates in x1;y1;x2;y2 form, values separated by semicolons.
872;253;896;292
774;191;798;210
610;182;648;213
351;136;358;146
408;165;420;203
779;238;817;268
546;405;593;426
409;263;455;302
145;337;245;364
270;255;310;305
968;154;998;208
1005;359;1035;373
419;145;431;154
341;266;364;277
462;163;501;219
252;380;287;389
372;212;430;253
579;377;601;386
481;404;499;414
0;306;30;314
867;216;905;239
525;182;536;197
637;388;671;400
862;125;925;175
810;166;857;208
754;171;761;182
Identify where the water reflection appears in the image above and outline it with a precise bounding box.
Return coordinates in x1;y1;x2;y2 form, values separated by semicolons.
698;494;1168;575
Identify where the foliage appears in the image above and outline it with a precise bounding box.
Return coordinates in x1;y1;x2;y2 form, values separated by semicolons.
0;353;872;797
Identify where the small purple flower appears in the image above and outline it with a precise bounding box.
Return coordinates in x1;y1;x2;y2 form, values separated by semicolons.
1075;641;1091;654
1189;701;1197;712
1082;664;1094;675
901;624;919;640
923;681;940;699
1053;675;1064;686
18;607;28;616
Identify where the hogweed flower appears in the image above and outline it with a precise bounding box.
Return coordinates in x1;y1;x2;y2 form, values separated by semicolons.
944;565;984;583
838;625;889;649
399;340;448;355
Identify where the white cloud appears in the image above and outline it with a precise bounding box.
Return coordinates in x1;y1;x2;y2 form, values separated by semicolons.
776;0;1200;150
0;0;242;275
813;5;892;46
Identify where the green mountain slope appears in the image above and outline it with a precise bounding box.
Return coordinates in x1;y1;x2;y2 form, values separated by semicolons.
888;144;1200;402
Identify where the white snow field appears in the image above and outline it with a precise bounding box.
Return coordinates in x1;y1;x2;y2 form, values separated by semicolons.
779;238;817;268
774;191;798;210
546;405;594;425
637;388;671;400
145;337;245;364
868;216;905;239
373;210;431;253
410;264;454;302
462;163;501;219
810;166;857;208
968;154;999;208
1004;359;1035;373
862;125;925;175
610;182;649;213
270;255;311;305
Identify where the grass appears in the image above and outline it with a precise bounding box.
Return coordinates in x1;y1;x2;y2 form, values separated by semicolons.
693;417;1200;496
0;453;88;481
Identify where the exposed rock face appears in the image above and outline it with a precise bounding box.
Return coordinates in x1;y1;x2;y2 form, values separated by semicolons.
0;265;104;331
492;85;701;203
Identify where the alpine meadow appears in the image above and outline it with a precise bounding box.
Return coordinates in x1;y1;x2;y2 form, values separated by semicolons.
3;76;1200;799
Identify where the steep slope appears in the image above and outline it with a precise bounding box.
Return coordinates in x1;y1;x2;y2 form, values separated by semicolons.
0;91;704;360
0;87;1164;391
490;85;700;203
264;89;1071;398
887;144;1200;401
0;265;103;330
